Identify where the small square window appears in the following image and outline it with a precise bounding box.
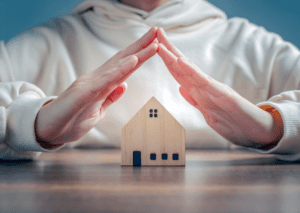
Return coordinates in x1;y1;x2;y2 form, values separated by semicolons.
150;114;153;117
150;153;156;160
154;114;157;117
162;153;168;160
150;109;153;113
154;109;158;113
173;153;179;160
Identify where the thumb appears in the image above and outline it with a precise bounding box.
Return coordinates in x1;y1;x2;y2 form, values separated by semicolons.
179;86;198;107
101;82;127;113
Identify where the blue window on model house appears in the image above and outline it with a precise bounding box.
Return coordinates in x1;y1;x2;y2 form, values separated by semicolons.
150;153;156;160
151;153;179;160
173;153;179;160
149;109;158;118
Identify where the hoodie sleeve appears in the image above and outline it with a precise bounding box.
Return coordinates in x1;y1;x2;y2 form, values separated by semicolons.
232;19;300;161
0;17;78;160
0;82;60;160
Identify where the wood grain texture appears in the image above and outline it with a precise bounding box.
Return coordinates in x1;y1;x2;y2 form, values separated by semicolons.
1;149;300;213
121;97;185;166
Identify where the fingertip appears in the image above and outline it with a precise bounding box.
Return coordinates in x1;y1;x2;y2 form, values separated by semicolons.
148;26;158;38
151;26;158;32
157;27;170;44
158;42;164;49
150;42;159;52
121;55;138;71
134;42;158;62
152;39;159;47
129;55;139;66
159;27;166;35
141;42;159;58
157;43;175;61
157;43;166;55
153;26;158;34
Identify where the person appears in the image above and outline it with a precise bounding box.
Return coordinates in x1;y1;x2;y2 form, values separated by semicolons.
0;0;299;161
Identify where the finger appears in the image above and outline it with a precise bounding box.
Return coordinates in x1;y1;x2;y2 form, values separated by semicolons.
88;55;137;100
134;42;158;67
90;41;157;101
95;42;158;80
115;42;158;85
101;82;127;113
158;43;193;89
157;26;213;89
177;57;212;89
158;43;217;112
119;27;158;58
95;42;158;99
157;27;184;57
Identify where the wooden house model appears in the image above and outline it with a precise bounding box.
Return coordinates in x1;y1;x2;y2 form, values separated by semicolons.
121;96;185;166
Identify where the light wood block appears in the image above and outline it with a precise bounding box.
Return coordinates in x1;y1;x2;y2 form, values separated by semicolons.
121;96;185;166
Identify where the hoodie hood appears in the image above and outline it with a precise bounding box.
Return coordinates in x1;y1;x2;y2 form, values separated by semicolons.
73;0;227;31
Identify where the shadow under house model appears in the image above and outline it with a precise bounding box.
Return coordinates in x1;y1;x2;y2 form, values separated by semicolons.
121;96;186;166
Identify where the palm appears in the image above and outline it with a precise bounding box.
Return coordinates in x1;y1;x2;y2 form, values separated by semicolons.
185;79;269;147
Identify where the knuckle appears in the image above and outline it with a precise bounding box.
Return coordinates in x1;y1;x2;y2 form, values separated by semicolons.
207;116;217;126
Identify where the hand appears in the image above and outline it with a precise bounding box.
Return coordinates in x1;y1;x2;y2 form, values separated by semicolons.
35;27;158;149
156;28;283;150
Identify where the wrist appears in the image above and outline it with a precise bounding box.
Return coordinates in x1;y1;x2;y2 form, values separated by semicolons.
34;101;63;150
35;123;62;150
258;105;284;150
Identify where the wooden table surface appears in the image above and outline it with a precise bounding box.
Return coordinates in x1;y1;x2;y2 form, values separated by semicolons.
0;149;299;213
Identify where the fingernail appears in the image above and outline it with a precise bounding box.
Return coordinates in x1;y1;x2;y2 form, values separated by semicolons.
110;86;124;102
150;26;157;33
115;86;124;95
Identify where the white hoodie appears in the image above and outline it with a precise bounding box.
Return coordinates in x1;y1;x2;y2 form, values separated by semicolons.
0;0;300;160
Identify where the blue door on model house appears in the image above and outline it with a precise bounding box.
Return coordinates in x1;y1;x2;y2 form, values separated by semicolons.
121;97;186;166
133;151;141;166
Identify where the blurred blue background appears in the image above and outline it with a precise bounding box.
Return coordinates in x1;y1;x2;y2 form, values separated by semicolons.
0;0;299;49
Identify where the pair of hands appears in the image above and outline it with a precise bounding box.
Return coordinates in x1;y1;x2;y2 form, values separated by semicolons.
35;27;283;150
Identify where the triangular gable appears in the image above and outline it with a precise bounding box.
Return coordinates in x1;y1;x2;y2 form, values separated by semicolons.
122;96;184;131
